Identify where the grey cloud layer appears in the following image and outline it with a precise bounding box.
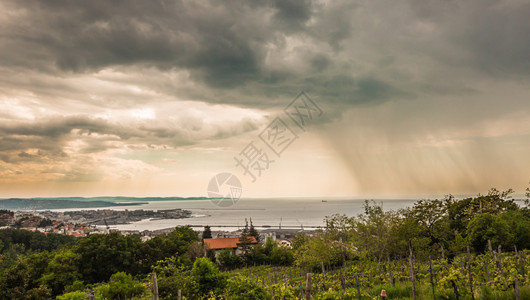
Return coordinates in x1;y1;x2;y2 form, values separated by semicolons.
0;115;259;163
1;0;529;190
2;0;529;108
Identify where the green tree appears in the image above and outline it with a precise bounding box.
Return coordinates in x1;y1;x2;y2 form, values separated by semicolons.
141;226;199;271
202;225;212;239
294;234;343;271
41;249;81;295
57;291;89;300
217;248;243;269
0;251;52;300
238;221;253;261
93;272;147;300
225;275;269;299
395;199;453;259
496;210;530;249
37;218;53;228
73;232;143;283
0;228;75;255
446;189;517;234
467;213;509;252
152;256;200;299
25;285;52;299
270;244;294;265
192;257;226;296
248;218;260;242
0;258;30;299
352;201;398;261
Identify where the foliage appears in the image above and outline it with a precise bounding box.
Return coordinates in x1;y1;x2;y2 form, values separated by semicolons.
466;210;530;252
37;218;53;228
56;290;89;300
0;251;52;300
249;218;261;242
192;257;227;296
225;275;270;299
294;233;343;271
217;248;243;269
1;189;530;299
72;232;144;284
41;249;81;294
141;226;199;271
202;225;212;239
152;256;200;299
93;272;148;300
0;228;76;256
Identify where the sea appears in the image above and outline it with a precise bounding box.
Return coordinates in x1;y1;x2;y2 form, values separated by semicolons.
50;198;420;232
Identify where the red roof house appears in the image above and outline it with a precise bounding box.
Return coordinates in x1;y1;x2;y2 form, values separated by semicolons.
203;236;258;257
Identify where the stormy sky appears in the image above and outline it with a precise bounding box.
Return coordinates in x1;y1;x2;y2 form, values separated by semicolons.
1;0;529;198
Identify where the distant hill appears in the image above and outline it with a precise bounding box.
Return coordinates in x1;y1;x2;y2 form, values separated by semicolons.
0;198;147;210
20;196;211;203
87;196;211;202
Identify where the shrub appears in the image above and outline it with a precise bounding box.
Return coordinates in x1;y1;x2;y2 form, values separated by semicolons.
224;275;270;299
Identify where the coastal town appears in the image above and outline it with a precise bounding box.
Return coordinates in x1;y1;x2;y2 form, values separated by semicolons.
0;208;192;238
0;209;311;246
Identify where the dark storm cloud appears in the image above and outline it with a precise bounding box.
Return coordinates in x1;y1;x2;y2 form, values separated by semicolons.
0;0;407;109
1;0;529;112
271;0;313;31
448;1;530;75
1;0;529;195
1;0;269;86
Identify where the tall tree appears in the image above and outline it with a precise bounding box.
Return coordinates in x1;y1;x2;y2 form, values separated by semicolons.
248;218;260;242
202;225;212;239
239;220;253;259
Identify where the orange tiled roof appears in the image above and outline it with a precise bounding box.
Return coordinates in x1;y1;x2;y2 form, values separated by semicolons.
69;232;86;237
204;236;258;250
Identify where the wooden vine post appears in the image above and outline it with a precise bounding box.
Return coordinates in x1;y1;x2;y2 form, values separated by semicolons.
355;273;362;300
515;274;520;300
466;246;474;300
360;261;365;284
305;273;312;300
497;245;507;289
429;256;436;300
515;245;526;280
151;272;159;300
483;242;490;285
386;254;393;287
409;240;416;300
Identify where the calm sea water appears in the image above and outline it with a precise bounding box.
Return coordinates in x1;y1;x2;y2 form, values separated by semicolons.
56;198;419;232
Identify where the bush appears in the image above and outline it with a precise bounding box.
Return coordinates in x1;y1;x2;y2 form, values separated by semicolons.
192;257;227;296
93;272;147;300
225;275;270;299
57;290;89;300
217;248;243;269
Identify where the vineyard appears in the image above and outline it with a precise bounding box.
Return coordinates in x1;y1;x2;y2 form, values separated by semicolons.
4;190;530;299
225;246;529;299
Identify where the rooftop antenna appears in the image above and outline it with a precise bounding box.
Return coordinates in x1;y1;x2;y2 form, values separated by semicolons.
295;218;303;230
279;217;282;230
